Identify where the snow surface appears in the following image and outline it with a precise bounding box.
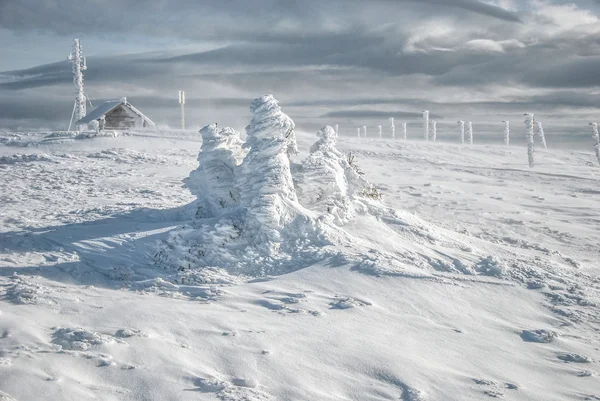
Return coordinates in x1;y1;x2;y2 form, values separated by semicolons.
1;123;600;401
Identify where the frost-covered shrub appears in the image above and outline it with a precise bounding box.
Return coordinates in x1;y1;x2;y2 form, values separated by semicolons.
431;120;437;142
535;121;547;150
299;125;382;224
503;120;510;146
466;121;473;145
184;123;245;218
422;110;429;141
389;118;395;139
524;113;535;168
590;122;600;165
458;121;465;144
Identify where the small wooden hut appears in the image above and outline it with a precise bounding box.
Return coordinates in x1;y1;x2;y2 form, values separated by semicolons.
76;98;155;131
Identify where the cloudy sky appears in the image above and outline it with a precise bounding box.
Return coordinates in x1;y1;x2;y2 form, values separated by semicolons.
1;0;600;142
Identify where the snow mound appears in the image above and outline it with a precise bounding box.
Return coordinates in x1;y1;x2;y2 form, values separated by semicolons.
1;274;53;305
0;153;56;165
520;329;558;343
51;327;117;351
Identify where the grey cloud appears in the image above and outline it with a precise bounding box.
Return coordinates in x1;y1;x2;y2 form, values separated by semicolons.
321;110;443;119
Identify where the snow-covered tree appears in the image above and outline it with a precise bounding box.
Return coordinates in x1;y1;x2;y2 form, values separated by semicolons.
301;125;382;223
535;121;547;150
590;122;600;165
185;123;245;218
357;127;361;138
335;124;339;136
362;126;367;138
378;125;382;139
458;121;465;145
422;110;430;141
466;121;473;145
236;95;301;246
389;118;395;139
524;113;535;168
402;122;407;141
503;120;510;146
431;120;437;142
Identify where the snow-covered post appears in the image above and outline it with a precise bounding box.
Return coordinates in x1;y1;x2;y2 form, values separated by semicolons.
389;118;395;139
357;127;361;138
362;126;367;138
590;123;600;165
524;113;535;168
422;110;430;141
431;120;437;142
466;121;473;145
535;121;547;150
402;122;407;141
503;120;510;146
458;121;465;144
378;125;382;139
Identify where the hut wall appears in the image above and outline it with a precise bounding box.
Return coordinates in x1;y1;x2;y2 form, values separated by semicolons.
103;105;143;130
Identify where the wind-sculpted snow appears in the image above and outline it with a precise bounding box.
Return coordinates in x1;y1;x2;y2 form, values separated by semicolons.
184;123;245;218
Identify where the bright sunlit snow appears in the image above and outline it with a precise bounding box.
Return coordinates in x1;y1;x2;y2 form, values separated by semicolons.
0;97;599;400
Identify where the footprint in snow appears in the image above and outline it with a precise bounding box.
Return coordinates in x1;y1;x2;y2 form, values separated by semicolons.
519;329;559;343
329;296;372;310
557;353;593;363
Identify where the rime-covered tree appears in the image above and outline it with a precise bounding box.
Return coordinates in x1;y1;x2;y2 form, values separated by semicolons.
402;122;407;141
378;125;382;139
389;118;395;139
524;113;535;168
503;120;510;146
458;121;465;145
466;121;473;145
335;124;339;136
236;95;301;246
185;123;245;218
357;127;361;138
362;126;367;138
535;121;547;150
301;125;382;223
590;123;600;166
431;120;437;142
422;110;430;141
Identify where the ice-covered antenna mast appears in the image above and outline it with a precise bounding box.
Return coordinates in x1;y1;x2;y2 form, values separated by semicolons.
179;90;186;130
67;39;87;131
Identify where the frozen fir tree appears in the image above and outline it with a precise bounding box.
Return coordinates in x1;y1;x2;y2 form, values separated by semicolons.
236;95;301;247
185;123;245;218
535;121;547;150
503;121;510;146
402;122;407;141
378;125;382;139
301;125;382;223
458;121;465;145
466;121;473;145
389;118;395;139
590;123;600;166
431;120;437;142
422;110;430;141
524;113;535;168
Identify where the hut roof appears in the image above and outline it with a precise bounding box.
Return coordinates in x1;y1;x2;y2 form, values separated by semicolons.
76;98;155;126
